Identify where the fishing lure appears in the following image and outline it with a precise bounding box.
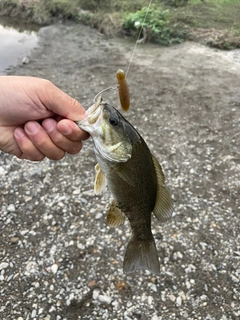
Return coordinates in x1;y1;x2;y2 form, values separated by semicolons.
116;69;130;112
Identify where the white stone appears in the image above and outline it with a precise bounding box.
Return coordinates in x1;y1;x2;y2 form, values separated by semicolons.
31;309;37;318
0;167;6;175
7;204;15;212
92;289;100;300
151;284;157;292
98;295;112;304
0;262;9;270
148;295;153;305
95;212;103;219
22;57;29;64
51;264;58;274
176;296;182;307
73;189;80;195
168;294;176;302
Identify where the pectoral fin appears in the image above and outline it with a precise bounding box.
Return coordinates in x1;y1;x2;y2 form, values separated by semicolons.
115;164;135;186
107;200;125;227
94;163;107;195
152;156;173;222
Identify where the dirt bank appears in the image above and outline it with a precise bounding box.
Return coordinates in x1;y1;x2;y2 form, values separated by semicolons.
0;22;239;319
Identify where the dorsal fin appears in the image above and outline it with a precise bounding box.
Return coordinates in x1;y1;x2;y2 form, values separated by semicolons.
152;156;173;222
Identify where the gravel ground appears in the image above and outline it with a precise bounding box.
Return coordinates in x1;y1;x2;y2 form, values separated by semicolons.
0;23;240;319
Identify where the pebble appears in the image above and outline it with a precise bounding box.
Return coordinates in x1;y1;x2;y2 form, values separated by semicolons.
200;295;208;301
73;189;81;195
231;275;239;283
10;237;19;244
22;56;30;64
7;204;15;212
181;311;188;318
95;212;103;219
148;295;153;305
168;294;176;302
31;309;37;318
173;251;183;260
92;289;100;300
185;264;196;273
176;296;182;307
112;300;119;309
151;284;157;292
0;262;9;270
51;264;58;274
98;295;112;304
49;305;56;312
0;167;6;175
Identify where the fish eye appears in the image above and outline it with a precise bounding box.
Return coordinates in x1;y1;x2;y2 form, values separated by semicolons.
109;116;119;126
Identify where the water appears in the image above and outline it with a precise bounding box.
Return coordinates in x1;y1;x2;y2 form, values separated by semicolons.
0;17;39;75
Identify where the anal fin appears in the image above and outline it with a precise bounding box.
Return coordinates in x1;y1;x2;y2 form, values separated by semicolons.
107;200;125;227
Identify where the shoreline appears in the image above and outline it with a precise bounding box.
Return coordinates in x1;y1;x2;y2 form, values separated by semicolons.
1;0;240;50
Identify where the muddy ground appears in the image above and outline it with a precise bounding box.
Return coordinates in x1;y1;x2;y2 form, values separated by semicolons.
0;23;239;319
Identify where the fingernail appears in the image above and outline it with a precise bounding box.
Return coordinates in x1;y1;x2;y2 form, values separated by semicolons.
14;128;25;139
42;119;55;133
25;122;38;135
60;123;72;135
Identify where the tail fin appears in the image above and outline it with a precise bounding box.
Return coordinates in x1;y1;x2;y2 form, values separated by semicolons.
123;236;160;274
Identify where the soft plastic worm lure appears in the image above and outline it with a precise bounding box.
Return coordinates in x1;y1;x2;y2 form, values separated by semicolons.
116;69;130;112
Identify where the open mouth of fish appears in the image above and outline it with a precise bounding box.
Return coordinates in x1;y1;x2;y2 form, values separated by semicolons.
85;96;103;125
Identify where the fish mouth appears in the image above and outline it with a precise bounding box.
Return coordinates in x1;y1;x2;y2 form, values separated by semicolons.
87;96;103;125
76;96;103;128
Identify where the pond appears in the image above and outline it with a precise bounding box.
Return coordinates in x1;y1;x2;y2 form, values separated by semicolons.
0;17;39;75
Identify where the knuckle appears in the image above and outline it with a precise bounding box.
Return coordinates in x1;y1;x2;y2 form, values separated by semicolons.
42;79;53;90
49;151;65;161
52;134;63;146
68;143;82;155
26;153;45;162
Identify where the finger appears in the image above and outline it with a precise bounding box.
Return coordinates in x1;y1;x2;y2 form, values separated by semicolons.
24;121;65;160
40;80;87;121
0;126;22;158
57;119;89;141
42;118;83;154
14;128;45;161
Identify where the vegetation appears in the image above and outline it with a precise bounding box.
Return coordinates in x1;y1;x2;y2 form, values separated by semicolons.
123;5;189;45
0;0;240;49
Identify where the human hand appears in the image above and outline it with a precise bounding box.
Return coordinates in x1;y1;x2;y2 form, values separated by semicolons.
0;76;89;161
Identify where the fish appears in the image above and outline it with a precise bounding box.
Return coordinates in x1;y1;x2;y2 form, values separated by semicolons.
77;96;173;274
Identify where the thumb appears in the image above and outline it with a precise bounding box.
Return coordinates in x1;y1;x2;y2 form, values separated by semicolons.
40;80;87;121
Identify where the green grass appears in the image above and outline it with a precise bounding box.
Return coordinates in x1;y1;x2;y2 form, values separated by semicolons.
1;0;240;48
167;0;240;48
168;0;240;31
191;0;239;3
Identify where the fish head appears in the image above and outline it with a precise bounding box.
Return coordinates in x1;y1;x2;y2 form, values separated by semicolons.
77;96;140;163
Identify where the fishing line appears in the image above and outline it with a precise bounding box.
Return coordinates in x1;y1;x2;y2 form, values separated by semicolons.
93;0;152;102
125;0;153;78
93;85;118;102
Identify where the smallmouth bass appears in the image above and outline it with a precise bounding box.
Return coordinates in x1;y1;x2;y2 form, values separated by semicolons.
77;97;173;274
